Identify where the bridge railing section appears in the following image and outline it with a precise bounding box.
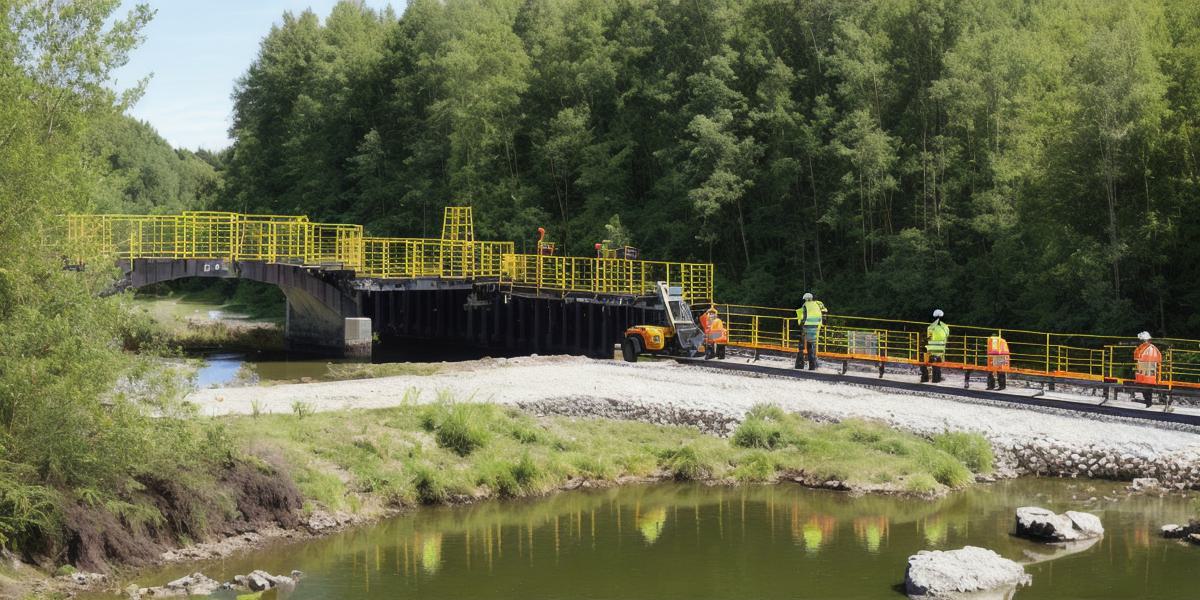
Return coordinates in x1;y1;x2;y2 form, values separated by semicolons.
361;238;515;279
499;254;714;304
708;304;1200;389
67;212;367;269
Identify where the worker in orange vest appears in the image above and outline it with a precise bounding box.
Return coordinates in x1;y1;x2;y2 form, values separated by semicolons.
1133;331;1161;407
985;333;1010;391
701;307;727;360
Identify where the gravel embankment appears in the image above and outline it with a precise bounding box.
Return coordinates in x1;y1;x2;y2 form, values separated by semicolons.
186;355;1200;487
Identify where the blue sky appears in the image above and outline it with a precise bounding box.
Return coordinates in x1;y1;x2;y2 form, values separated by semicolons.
113;1;402;152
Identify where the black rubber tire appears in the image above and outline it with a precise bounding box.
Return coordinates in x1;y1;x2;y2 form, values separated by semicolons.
621;337;640;362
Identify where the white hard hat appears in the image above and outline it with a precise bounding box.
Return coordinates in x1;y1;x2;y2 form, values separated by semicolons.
1138;331;1151;341
803;292;814;301
932;309;944;318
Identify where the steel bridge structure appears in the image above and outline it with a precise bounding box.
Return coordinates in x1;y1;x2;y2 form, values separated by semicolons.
66;208;1200;392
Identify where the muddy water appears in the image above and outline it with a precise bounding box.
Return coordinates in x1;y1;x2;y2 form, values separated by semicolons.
98;479;1196;599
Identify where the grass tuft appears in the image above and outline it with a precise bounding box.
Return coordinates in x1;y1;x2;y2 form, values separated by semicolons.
932;432;994;474
659;445;714;481
423;402;491;456
732;417;785;449
733;451;776;482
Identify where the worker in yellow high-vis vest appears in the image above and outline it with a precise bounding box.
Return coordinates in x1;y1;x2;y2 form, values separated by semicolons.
919;309;950;383
794;293;828;370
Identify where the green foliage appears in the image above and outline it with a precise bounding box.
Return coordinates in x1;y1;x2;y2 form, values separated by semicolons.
658;446;714;481
411;465;448;504
933;432;995;474
88;116;222;213
216;0;1200;336
421;402;493;456
733;451;776;482
291;401;313;420
731;417;784;450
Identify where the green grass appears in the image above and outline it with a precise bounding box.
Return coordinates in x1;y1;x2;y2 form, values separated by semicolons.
933;432;995;474
219;401;995;513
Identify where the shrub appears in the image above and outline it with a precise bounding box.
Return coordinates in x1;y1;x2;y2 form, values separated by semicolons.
660;446;713;481
745;404;787;421
510;453;540;489
733;451;776;482
905;473;940;494
732;417;784;450
291;400;313;419
412;465;447;504
932;432;994;473
429;403;491;456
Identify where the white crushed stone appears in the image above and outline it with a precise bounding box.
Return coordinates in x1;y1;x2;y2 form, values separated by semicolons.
186;355;1200;461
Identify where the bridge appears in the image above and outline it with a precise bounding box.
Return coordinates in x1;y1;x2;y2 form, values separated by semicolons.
66;207;713;357
66;207;1200;393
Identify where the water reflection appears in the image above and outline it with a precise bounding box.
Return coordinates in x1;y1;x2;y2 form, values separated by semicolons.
101;479;1199;600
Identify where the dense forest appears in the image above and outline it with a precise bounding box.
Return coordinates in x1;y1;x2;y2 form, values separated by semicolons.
89;116;223;213
221;0;1200;337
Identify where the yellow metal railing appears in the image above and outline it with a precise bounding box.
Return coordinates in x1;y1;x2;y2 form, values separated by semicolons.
67;212;365;268
361;238;514;279
708;303;1200;389
499;254;714;304
67;210;705;298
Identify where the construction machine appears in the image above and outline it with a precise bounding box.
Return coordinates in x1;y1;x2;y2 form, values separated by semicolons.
621;281;706;362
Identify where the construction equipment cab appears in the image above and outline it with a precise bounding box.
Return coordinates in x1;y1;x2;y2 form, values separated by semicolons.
622;282;704;362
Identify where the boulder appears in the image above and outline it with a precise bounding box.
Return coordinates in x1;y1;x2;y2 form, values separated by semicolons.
246;571;273;591
1131;477;1160;491
1015;507;1103;542
1065;511;1104;538
904;546;1031;599
1161;524;1186;539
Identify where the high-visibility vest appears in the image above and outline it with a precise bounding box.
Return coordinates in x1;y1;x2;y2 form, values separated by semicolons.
987;335;1010;370
796;300;827;327
1134;342;1161;384
699;312;712;331
926;320;950;356
706;318;728;344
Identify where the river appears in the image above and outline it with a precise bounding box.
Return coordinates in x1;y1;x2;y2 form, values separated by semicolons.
96;478;1195;599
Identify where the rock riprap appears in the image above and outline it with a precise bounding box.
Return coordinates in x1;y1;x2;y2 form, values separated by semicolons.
128;569;301;598
904;546;1031;599
1014;507;1103;542
1161;520;1200;544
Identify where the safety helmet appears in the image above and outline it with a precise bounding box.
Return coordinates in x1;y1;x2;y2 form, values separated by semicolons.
1138;331;1152;342
932;309;944;318
803;293;814;301
706;306;717;314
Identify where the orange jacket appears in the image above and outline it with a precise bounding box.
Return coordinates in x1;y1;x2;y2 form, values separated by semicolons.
1134;342;1161;364
705;317;728;344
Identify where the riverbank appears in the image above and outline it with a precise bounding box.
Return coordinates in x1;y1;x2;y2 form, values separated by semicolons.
18;397;993;598
17;354;1200;598
186;355;1200;487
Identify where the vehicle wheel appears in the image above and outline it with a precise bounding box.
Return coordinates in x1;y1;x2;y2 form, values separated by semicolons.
621;337;640;362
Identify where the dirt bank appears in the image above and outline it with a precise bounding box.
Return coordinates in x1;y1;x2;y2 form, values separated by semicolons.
185;355;1200;486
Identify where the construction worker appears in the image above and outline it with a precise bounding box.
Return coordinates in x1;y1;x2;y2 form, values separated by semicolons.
986;333;1010;390
702;307;728;360
920;309;950;383
795;293;828;370
1133;331;1161;407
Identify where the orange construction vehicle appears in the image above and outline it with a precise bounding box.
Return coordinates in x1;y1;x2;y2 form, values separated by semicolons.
622;282;705;362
